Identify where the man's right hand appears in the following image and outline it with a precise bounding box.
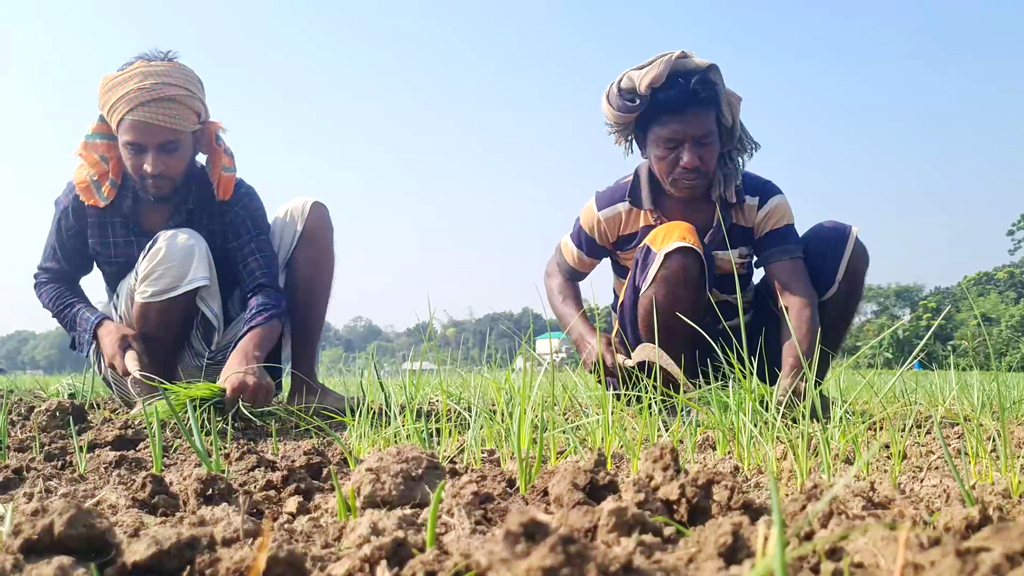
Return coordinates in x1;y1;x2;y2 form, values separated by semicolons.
576;332;620;388
95;319;145;378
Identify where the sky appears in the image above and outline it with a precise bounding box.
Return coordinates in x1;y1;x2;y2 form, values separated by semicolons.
1;1;1022;335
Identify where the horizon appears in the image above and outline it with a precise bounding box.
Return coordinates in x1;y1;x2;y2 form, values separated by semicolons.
2;1;1022;337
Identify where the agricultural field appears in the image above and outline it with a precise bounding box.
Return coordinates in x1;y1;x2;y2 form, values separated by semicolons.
2;359;1024;575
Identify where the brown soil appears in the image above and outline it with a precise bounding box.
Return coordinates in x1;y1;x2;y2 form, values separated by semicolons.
2;399;1024;575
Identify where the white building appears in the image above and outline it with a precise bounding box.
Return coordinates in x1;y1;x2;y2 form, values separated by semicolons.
534;332;571;364
400;361;439;374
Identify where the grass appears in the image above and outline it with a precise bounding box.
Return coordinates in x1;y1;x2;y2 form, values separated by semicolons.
0;391;10;463
5;360;1024;497
426;479;446;550
141;402;164;475
329;466;357;522
155;383;226;475
935;414;976;507
68;417;88;476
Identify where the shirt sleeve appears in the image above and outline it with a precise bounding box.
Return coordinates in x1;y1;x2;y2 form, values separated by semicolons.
753;187;804;268
554;196;614;281
33;186;109;354
223;183;289;336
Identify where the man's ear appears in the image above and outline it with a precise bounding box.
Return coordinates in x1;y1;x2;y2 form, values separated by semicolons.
636;135;648;159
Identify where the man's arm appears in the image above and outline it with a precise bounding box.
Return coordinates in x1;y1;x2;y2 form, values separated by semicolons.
222;183;288;363
763;259;820;399
34;187;108;354
217;183;288;407
547;194;621;376
748;180;824;402
544;252;606;366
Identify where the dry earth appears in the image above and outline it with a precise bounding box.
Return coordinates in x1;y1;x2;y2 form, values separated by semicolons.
2;399;1024;575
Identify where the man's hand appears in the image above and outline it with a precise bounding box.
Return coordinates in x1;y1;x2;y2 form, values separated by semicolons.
764;258;826;419
95;319;146;378
544;253;621;389
218;320;282;410
576;332;621;389
219;348;275;409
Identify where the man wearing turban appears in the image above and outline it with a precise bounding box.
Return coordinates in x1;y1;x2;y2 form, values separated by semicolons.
544;51;869;414
35;50;347;412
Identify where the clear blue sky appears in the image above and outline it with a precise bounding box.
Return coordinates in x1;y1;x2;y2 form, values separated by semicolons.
1;1;1021;335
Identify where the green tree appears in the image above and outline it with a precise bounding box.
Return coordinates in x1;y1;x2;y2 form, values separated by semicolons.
20;329;87;374
0;329;87;374
339;316;384;354
1007;213;1024;256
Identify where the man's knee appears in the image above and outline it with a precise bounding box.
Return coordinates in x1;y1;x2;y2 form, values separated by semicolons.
809;220;869;288
847;237;869;280
144;228;212;264
640;248;705;315
803;221;851;255
275;198;332;233
303;200;333;238
135;228;214;302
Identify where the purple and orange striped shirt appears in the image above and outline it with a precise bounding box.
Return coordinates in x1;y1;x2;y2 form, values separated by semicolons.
555;161;804;327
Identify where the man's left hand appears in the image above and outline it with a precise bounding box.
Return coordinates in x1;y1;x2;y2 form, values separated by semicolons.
219;348;275;409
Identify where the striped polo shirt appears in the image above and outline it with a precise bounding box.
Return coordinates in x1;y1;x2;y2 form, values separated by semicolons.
555;161;804;327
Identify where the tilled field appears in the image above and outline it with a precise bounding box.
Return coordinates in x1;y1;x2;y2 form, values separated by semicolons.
2;398;1024;575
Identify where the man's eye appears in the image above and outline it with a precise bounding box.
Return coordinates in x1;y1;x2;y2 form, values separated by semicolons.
158;143;180;154
126;145;144;155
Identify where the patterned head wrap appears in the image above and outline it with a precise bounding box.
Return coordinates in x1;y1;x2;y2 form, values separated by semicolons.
602;50;759;204
72;60;236;208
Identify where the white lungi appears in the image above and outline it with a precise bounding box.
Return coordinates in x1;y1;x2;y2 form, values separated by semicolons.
93;198;317;403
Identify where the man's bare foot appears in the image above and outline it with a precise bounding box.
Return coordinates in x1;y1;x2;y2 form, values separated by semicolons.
286;379;356;417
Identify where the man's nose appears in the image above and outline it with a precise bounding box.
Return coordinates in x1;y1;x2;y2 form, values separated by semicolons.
143;153;164;176
679;144;701;170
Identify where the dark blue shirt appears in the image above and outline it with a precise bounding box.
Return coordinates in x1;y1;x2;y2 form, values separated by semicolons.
34;166;287;354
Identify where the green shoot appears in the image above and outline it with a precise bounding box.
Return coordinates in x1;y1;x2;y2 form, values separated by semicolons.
156;383;223;475
769;464;789;576
426;479;446;550
651;516;692;537
31;419;41;459
934;415;976;507
348;487;358;520
329;466;350;522
68;417;88;476
0;391;10;463
141;402;164;475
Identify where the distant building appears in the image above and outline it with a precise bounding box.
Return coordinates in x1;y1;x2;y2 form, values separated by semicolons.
534;331;572;364
400;361;439;374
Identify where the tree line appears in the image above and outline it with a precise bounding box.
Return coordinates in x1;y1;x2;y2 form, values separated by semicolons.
840;217;1024;371
4;274;1022;374
842;258;1024;371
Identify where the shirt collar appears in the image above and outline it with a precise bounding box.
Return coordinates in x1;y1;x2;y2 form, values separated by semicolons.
626;160;659;210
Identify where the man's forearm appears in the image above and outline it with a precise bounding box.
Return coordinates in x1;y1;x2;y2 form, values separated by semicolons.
232;319;283;365
544;256;596;349
34;276;107;354
778;300;820;384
